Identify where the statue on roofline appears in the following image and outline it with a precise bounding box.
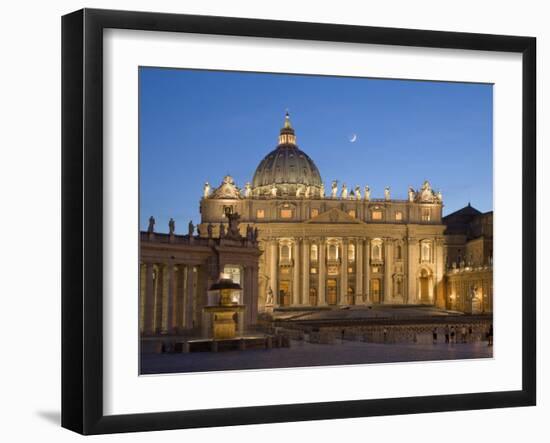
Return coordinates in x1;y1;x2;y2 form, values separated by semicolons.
203;182;211;199
147;216;155;233
331;180;338;198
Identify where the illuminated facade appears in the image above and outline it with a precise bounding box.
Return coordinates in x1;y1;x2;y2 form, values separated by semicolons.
199;113;451;311
444;206;493;313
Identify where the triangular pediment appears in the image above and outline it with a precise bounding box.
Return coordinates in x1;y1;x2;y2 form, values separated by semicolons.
305;208;364;224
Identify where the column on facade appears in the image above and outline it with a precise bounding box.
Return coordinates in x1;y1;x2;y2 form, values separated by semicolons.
184;265;195;329
480;278;486;314
407;238;418;303
301;238;310;305
340;240;349;305
364;238;370;303
269;240;278;305
355;240;364;304
165;263;176;333
292;239;301;306
435;238;445;307
143;262;155;335
384;239;392;303
318;238;326;305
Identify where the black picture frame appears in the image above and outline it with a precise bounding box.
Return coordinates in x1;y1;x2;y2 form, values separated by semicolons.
62;8;536;435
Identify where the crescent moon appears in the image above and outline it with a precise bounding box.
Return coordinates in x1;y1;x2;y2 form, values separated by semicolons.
349;134;357;143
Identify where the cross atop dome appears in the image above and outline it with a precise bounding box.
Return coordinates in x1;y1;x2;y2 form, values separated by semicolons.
284;110;292;129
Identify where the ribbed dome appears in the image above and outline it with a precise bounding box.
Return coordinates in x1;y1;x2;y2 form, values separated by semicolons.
251;113;323;195
252;146;322;188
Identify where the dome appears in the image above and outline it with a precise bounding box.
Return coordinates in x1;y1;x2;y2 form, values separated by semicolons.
252;113;323;196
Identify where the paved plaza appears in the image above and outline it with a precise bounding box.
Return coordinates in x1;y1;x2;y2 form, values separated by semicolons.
140;338;493;375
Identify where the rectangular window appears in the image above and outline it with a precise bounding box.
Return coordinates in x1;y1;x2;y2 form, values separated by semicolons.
422;208;431;221
311;208;319;218
256;209;265;219
372;210;383;220
395;211;403;221
280;209;293;219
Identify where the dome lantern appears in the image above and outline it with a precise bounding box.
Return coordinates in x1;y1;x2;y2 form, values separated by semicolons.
278;111;296;145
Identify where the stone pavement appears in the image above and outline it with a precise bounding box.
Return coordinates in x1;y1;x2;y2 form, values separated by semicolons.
140;339;493;375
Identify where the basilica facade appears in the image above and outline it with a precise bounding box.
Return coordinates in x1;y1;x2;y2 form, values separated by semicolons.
198;113;449;312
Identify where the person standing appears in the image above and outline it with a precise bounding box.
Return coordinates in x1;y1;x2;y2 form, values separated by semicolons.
432;327;438;344
461;325;467;343
444;325;450;344
450;326;456;344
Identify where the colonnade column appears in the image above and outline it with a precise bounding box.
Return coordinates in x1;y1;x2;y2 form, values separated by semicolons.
340;241;348;305
318;238;326;305
292;239;301;306
143;262;155;335
302;238;310;305
355;240;363;304
175;266;185;331
184;266;195;329
384;239;392;303
165;263;176;333
364;239;370;304
154;265;164;333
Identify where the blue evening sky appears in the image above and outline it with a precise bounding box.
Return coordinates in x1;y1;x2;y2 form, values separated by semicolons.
139;67;493;233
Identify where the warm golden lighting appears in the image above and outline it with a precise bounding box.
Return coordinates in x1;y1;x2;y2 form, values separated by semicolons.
280;208;293;218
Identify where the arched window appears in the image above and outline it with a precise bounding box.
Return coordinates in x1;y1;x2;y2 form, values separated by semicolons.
310;244;318;261
348;244;355;261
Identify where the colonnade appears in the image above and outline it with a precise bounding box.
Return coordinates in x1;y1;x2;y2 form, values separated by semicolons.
139;262;197;335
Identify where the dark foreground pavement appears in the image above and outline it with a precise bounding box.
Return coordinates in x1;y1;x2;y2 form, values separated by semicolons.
140;339;493;375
